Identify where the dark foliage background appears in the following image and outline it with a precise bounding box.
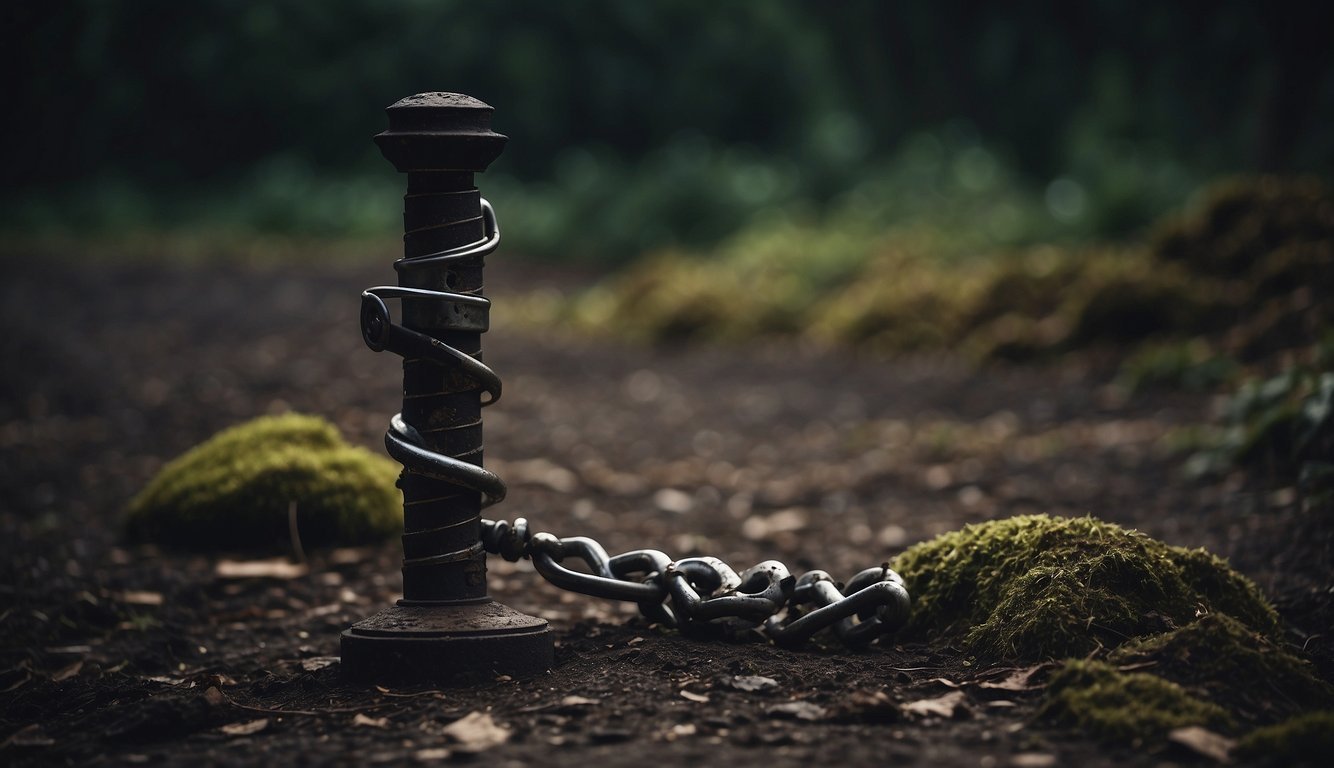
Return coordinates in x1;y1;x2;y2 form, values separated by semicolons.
3;0;1331;258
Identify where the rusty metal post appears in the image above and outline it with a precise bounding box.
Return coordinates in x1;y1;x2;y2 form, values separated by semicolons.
342;93;552;684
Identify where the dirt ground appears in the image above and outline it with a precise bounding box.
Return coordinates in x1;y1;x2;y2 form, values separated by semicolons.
1;257;1329;766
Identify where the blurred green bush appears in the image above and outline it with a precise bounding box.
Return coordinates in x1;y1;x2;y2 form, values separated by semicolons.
5;1;1330;264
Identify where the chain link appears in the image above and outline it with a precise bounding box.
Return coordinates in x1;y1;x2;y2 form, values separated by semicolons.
480;517;910;649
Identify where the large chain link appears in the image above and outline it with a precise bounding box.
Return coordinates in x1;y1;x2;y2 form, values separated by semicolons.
479;517;911;649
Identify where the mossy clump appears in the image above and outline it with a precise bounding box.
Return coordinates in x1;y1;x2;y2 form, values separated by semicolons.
1166;548;1285;635
889;515;1278;661
1234;711;1334;766
1109;614;1334;724
1151;175;1334;287
1149;176;1334;362
1037;660;1233;745
813;250;989;354
125;413;402;551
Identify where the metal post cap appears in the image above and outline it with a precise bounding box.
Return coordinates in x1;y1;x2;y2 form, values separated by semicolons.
374;92;508;172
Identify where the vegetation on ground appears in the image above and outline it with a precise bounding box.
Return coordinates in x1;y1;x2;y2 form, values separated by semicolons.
12;2;1329;264
1108;614;1334;725
1234;711;1334;765
888;514;1277;662
1036;660;1234;744
124;413;402;551
890;513;1330;750
569;175;1331;364
1185;351;1334;493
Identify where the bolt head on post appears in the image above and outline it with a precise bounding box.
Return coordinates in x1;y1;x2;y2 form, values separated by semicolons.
374;92;508;172
341;93;552;686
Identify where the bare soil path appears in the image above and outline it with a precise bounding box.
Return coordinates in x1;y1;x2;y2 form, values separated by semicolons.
1;258;1328;765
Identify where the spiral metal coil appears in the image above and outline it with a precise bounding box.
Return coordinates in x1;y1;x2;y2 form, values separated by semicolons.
361;199;508;572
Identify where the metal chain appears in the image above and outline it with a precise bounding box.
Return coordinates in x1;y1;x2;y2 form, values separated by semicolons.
360;196;910;649
479;517;911;649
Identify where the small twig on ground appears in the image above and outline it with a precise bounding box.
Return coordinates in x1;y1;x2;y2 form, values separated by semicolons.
288;501;306;565
217;688;402;717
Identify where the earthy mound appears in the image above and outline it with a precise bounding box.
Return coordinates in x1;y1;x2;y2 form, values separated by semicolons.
889;514;1277;661
124;413;401;551
1110;613;1334;725
1151;175;1333;287
1038;660;1233;744
1235;711;1334;766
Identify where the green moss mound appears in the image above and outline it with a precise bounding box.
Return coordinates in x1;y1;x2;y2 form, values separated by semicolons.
1151;176;1334;288
1235;711;1334;766
1109;614;1334;724
889;514;1277;661
125;413;402;551
547;175;1332;370
579;237;1233;362
1037;660;1233;745
1149;176;1334;362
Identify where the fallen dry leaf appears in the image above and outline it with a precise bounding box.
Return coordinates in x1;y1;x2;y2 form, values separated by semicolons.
1168;726;1235;762
220;719;269;736
300;657;339;672
200;673;238;687
145;675;186;686
766;701;828;720
118;590;164;606
834;689;900;723
978;664;1049;692
727;675;779;692
327;547;374;565
441;712;509;752
3;724;54;748
1009;753;1057;768
215;559;308;579
353;713;390;728
741;508;808;540
559;695;599;708
51;660;83;682
901;690;969;719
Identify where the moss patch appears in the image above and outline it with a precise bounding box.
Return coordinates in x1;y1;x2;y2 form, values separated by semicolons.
1037;660;1233;745
1149;176;1334;363
125;413;401;552
889;514;1277;661
1151;175;1334;288
1109;614;1334;724
1235;711;1334;765
552;175;1331;381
